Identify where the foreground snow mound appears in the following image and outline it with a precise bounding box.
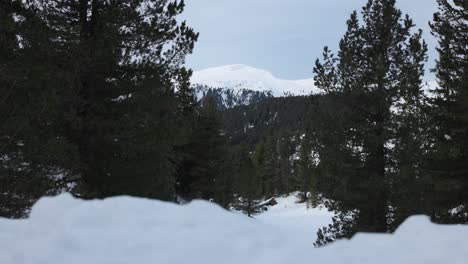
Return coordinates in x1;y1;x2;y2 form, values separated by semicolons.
1;194;468;264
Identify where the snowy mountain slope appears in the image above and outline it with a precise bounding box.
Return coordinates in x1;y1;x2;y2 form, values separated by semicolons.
2;193;468;264
192;65;437;97
193;84;272;110
191;65;437;109
191;64;320;99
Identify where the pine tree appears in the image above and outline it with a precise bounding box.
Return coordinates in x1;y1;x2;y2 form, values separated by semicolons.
173;66;198;200
389;27;431;228
296;134;321;206
42;0;199;199
278;131;293;195
259;136;277;197
254;140;268;197
236;149;261;217
0;0;80;217
427;0;468;223
296;136;312;202
177;96;228;201
175;67;198;116
313;0;428;242
1;0;199;213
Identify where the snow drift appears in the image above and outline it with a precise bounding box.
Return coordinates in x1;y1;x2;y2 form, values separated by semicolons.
1;194;467;264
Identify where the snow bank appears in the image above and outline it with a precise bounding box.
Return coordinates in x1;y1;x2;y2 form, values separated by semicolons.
1;194;468;264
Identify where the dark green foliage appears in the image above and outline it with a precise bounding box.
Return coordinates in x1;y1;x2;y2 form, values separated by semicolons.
176;68;199;116
223;96;317;145
313;0;428;243
0;0;80;217
295;134;320;206
50;0;199;199
1;0;200;216
222;95;334;205
426;0;468;223
176;96;229;201
232;148;261;217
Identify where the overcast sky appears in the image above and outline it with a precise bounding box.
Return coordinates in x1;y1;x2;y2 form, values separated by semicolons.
181;0;439;80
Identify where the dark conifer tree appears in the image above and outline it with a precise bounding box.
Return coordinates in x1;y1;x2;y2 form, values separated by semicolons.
296;136;312;202
296;134;320;206
259;136;277;197
175;67;198;116
236;149;260;217
254;141;266;194
42;0;199;199
389;27;431;228
1;0;199;215
313;0;428;243
0;0;80;217
427;0;468;223
177;96;228;200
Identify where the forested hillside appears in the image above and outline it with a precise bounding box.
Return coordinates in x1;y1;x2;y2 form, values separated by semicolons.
193;84;272;110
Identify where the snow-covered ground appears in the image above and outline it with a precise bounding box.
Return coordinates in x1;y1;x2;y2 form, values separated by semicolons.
256;194;334;244
1;193;468;264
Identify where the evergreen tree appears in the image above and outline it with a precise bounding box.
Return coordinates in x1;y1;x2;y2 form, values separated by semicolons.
296;136;312;202
313;0;428;242
389;27;431;228
177;96;228;201
0;0;80;217
277;131;293;195
427;0;468;223
175;67;198;116
235;149;261;217
259;136;277;197
1;0;199;216
254;140;268;197
296;134;320;206
43;0;199;199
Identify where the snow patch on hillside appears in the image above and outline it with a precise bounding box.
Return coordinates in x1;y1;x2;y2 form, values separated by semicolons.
191;64;320;97
1;193;468;264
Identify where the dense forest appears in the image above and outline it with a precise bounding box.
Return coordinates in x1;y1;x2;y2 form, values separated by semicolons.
1;0;466;246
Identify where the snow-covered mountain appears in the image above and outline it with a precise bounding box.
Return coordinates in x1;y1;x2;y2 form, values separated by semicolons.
192;64;319;97
191;65;320;109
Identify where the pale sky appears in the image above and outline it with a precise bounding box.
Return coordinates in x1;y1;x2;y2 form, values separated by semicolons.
182;0;439;80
